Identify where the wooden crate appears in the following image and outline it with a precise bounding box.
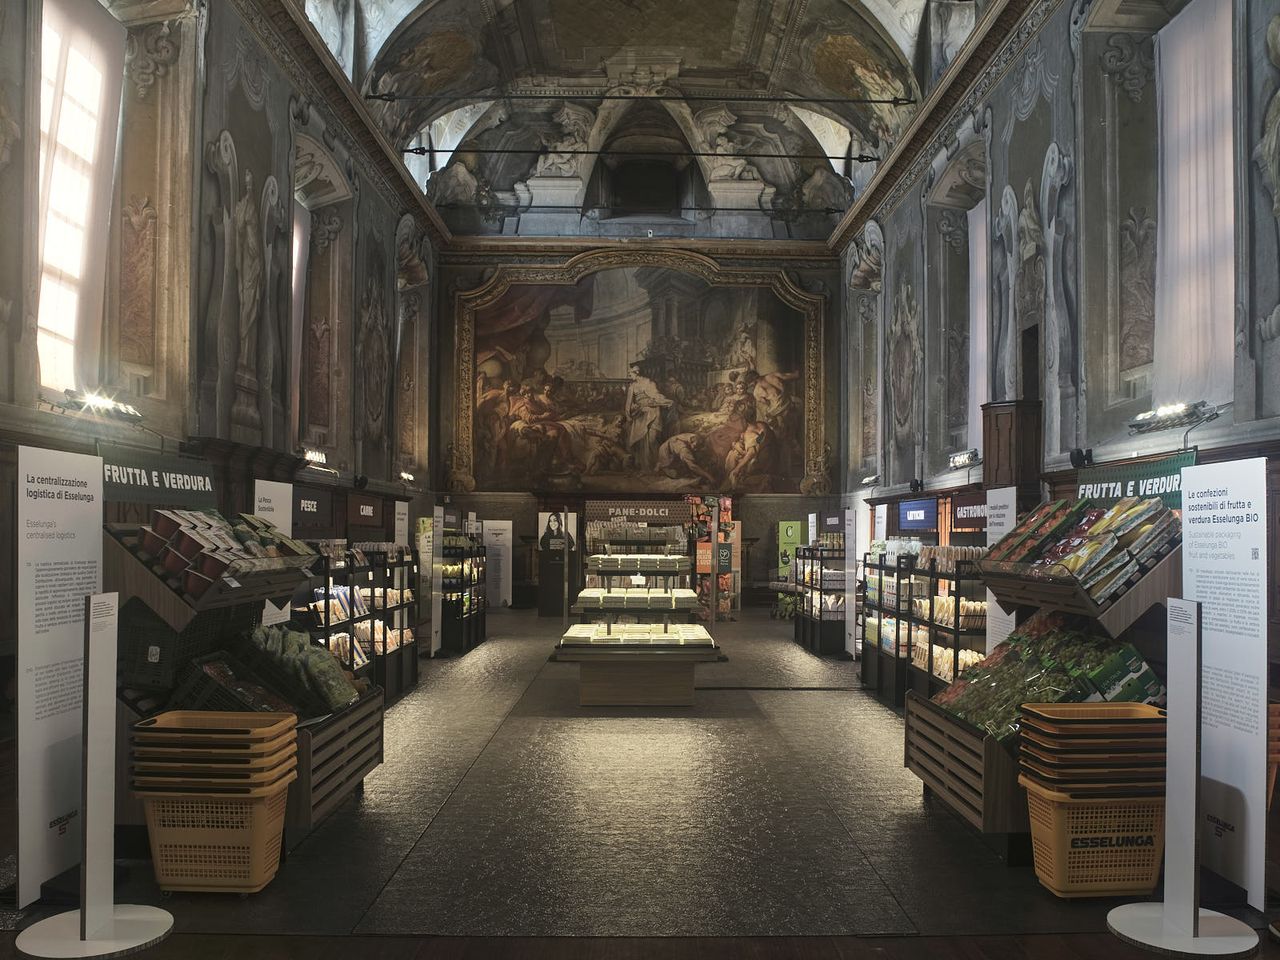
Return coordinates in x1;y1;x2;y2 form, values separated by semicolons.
285;688;384;848
904;691;1028;834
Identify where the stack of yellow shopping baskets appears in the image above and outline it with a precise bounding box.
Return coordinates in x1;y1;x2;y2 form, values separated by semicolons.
131;711;297;894
1017;702;1166;898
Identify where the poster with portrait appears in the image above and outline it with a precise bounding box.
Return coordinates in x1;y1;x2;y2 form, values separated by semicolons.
536;511;578;553
471;268;809;493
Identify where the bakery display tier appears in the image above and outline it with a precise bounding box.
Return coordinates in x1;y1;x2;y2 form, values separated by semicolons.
587;555;692;574
572;587;700;612
558;623;716;647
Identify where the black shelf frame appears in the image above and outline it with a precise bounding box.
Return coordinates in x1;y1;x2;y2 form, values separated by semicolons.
793;546;846;657
440;531;488;654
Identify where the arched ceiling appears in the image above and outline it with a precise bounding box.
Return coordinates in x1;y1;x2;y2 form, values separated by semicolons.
358;0;935;151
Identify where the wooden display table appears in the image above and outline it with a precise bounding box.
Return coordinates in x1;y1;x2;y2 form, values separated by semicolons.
556;639;720;707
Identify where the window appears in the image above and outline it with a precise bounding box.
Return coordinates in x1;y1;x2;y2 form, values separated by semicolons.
1152;0;1234;408
36;0;124;394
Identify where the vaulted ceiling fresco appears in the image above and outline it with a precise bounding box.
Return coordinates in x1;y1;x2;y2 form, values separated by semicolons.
307;0;977;233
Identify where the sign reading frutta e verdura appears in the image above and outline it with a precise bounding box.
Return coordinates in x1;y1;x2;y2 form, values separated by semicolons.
1075;450;1197;510
98;444;217;507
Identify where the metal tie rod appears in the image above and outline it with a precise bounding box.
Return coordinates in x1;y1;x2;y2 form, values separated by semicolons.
368;91;915;106
401;145;880;162
403;146;881;163
433;203;849;214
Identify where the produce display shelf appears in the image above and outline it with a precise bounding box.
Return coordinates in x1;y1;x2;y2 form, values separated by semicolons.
977;545;1181;638
587;561;692;574
105;530;311;634
904;690;1028;835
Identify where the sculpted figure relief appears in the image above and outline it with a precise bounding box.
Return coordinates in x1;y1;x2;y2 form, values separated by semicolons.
233;169;264;369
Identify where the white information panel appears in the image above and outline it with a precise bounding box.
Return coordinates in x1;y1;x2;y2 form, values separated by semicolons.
254;481;293;626
253;480;292;534
17;447;103;908
483;521;513;609
985;486;1019;653
807;512;818;545
394;501;410;547
1181;459;1269;910
81;593;118;940
844;503;858;655
873;504;887;541
430;506;444;655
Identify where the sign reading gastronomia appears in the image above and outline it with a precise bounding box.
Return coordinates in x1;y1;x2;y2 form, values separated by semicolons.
951;491;988;531
17;447;103;907
1076;450;1197;509
1181;458;1269;910
98;444;216;507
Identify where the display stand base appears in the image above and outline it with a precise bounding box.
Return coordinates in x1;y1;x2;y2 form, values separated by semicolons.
16;905;173;959
1108;904;1259;958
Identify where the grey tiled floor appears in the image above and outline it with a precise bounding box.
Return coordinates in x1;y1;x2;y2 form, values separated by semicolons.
111;610;1132;937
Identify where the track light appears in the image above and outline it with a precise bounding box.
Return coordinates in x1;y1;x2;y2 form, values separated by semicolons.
909;478;924;493
947;448;981;471
399;471;415;483
860;474;880;487
63;389;143;422
1069;447;1094;469
1127;400;1216;435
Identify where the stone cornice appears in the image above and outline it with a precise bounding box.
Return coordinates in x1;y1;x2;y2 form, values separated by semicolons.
440;236;838;267
828;0;1060;252
230;0;452;247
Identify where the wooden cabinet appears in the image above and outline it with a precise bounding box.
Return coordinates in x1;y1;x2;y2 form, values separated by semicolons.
981;400;1043;495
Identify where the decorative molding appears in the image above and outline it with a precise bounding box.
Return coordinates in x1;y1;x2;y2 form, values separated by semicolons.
120;196;159;368
1100;33;1155;103
226;0;450;246
937;208;969;252
125;20;180;100
830;0;1066;250
311;208;342;252
450;247;827;495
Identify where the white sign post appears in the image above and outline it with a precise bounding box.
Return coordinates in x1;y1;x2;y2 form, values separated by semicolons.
254;480;293;626
394;501;410;547
1182;459;1269;910
483;520;513;609
430;505;445;655
984;487;1018;652
844;503;858;656
1106;600;1258;957
15;592;174;958
17;447;103;907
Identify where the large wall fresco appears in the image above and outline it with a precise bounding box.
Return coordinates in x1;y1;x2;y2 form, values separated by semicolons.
467;267;810;494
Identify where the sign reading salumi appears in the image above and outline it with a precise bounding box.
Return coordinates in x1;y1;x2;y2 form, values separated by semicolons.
1075;450;1196;510
98;444;217;507
585;500;687;523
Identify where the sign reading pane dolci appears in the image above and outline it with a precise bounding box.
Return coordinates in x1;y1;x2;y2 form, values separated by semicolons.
585;500;688;523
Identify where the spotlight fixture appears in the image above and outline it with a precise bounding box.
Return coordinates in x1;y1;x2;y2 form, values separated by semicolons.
399;470;415;483
1069;447;1094;469
63;389;143;423
860;473;880;487
1127;400;1217;436
354;474;369;491
909;478;924;493
302;447;328;466
947;448;981;471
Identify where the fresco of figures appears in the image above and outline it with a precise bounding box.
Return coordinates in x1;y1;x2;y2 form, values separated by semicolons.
472;267;807;493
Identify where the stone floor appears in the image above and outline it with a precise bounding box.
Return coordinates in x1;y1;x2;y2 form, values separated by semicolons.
10;610;1272;953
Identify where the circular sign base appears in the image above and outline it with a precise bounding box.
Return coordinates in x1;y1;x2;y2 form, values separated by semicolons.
16;905;174;959
1108;903;1259;959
